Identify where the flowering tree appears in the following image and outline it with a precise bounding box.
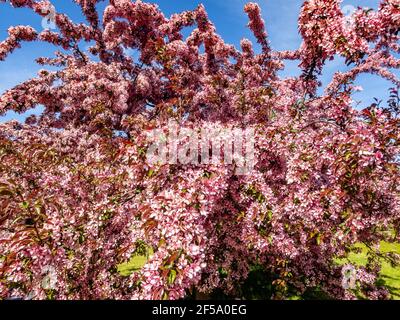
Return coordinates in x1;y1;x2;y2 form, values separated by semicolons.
0;0;399;300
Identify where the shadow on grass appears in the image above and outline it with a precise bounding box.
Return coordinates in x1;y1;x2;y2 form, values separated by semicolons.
378;275;400;299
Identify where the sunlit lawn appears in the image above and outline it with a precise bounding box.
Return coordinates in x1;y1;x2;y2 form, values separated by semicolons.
118;255;149;277
345;242;400;300
118;242;400;300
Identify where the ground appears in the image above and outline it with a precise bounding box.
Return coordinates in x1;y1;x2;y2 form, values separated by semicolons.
346;242;400;300
118;242;400;300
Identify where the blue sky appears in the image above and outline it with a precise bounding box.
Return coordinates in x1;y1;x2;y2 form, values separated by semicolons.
0;0;398;122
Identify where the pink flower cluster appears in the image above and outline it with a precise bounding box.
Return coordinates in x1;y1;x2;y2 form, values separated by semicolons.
0;26;37;61
244;3;270;53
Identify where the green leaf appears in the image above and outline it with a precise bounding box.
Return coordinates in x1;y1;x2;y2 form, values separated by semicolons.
162;291;169;300
147;169;155;178
267;210;273;221
20;201;29;210
218;267;228;278
168;269;177;285
78;232;85;244
316;234;322;245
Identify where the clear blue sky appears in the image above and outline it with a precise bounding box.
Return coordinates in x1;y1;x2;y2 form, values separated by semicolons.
0;0;398;122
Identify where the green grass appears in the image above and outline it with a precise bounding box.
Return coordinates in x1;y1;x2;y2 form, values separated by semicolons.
118;245;153;277
344;242;400;300
118;254;149;276
117;242;400;300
